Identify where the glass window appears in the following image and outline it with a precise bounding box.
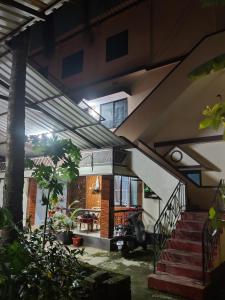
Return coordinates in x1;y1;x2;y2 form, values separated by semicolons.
100;99;127;129
106;30;128;61
130;179;138;206
114;176;138;207
101;102;114;129
182;171;201;186
62;50;83;78
114;175;121;206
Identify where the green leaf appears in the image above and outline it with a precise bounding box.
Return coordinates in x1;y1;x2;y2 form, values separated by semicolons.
199;118;213;129
209;206;216;220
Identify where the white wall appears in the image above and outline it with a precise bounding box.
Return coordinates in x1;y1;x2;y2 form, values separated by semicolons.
35;184;67;225
143;195;161;233
126;148;179;230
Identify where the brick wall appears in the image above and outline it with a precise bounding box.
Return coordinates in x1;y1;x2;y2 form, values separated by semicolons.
67;177;86;208
86;176;102;209
26;178;37;225
100;175;114;238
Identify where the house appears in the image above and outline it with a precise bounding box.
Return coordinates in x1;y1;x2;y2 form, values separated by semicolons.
1;1;225;299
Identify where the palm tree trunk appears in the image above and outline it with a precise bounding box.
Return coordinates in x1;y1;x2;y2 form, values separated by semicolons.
3;31;30;242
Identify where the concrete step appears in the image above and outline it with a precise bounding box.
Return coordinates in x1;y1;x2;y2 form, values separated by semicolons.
161;249;202;266
176;220;205;231
166;238;202;253
148;271;205;300
181;211;208;222
174;229;202;242
157;260;204;281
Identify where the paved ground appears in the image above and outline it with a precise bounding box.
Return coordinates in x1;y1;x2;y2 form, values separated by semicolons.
77;247;184;300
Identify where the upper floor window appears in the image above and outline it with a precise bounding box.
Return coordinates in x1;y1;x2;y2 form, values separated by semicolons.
62;50;83;79
100;98;128;129
106;30;128;62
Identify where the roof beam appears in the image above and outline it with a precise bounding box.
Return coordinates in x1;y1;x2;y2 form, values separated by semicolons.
154;135;224;148
0;93;42;112
0;80;99;148
0;0;46;20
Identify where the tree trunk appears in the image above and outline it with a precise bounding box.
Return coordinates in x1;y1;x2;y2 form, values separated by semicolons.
3;31;29;242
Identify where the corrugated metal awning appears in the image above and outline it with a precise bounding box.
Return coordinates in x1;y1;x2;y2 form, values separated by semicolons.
0;48;126;149
0;0;69;44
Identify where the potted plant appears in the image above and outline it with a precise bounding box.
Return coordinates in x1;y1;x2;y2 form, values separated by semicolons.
51;212;74;244
52;203;81;245
72;235;82;247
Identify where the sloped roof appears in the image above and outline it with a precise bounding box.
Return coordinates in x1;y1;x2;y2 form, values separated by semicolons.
0;48;126;150
0;1;69;44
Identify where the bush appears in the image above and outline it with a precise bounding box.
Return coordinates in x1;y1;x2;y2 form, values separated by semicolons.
0;209;88;300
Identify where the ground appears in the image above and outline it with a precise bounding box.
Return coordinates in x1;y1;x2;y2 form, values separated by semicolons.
77;247;184;300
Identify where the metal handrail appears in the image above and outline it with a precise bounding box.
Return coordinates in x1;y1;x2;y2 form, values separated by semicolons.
202;179;225;285
153;181;186;273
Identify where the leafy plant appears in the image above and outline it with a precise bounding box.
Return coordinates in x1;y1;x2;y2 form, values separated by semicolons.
201;0;225;6
0;207;88;300
26;135;81;249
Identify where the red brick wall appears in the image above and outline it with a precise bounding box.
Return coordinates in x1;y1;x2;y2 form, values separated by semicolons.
100;175;114;238
67;177;86;208
26;178;37;225
86;176;102;209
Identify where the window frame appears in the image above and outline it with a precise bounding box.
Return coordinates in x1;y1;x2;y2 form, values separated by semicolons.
62;50;84;79
100;98;128;129
106;30;128;62
114;175;139;207
182;170;202;186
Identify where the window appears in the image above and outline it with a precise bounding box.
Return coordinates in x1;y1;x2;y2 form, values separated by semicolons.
100;99;128;129
39;66;48;78
106;30;128;61
182;170;201;186
114;176;139;207
62;50;83;78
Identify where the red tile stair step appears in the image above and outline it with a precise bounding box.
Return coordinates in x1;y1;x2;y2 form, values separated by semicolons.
166;238;202;253
148;211;210;300
148;272;205;300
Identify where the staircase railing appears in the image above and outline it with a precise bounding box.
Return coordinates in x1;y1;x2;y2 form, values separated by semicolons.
202;179;225;285
153;181;186;273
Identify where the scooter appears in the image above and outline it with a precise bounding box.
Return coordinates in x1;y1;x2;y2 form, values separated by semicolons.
113;210;147;257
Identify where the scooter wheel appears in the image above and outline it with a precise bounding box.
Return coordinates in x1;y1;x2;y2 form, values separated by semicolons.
121;245;129;258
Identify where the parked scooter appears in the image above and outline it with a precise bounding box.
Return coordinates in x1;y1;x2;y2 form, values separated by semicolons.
113;210;147;257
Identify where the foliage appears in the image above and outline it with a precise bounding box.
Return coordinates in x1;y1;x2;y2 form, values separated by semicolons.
201;0;225;6
26;135;81;247
188;53;225;80
0;207;88;300
199;103;225;224
199;101;225;136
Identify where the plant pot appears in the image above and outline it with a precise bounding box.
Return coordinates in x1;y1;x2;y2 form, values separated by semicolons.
48;210;56;218
56;231;73;245
72;236;82;247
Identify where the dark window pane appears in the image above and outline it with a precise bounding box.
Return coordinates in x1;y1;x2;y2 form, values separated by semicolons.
114;99;128;127
62;50;83;78
106;30;128;61
101;102;114;129
182;171;201;186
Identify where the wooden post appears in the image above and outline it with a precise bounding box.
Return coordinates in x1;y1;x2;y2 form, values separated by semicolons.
3;31;29;240
100;175;114;238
